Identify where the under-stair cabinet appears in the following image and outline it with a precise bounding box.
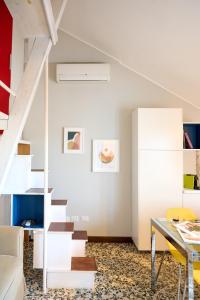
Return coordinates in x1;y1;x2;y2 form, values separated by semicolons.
132;108;183;251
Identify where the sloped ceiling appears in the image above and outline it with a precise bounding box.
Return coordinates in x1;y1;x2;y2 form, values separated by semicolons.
60;0;200;109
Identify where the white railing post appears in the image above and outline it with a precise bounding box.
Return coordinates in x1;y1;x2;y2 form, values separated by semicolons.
43;56;49;293
0;80;16;96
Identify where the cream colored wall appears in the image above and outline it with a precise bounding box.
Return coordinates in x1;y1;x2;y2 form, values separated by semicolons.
23;31;200;236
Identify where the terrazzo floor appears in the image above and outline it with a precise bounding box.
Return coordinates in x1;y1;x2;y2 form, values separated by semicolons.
24;242;200;299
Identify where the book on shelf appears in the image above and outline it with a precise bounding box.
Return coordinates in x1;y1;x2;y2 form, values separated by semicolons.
184;131;193;149
174;221;200;244
183;132;186;149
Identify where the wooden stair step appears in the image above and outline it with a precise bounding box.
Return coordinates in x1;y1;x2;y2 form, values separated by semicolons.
26;188;53;194
18;142;30;155
71;257;97;272
72;230;88;241
31;169;44;172
48;222;74;232
51;199;68;206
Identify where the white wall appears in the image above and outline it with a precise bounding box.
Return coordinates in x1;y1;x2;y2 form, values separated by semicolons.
23;31;200;236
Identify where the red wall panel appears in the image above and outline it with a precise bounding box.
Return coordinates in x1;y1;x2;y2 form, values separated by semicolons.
0;0;13;115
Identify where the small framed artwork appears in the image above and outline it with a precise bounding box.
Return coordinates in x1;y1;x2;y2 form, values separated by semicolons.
63;128;84;153
93;140;119;172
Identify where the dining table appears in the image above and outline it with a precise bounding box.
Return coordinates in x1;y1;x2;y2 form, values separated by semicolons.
151;218;200;300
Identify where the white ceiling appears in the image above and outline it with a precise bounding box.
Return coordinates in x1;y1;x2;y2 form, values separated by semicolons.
60;0;200;109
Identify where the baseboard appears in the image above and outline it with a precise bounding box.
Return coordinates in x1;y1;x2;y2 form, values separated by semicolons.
88;236;133;243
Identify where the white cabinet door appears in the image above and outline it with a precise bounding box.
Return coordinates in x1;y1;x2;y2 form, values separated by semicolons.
138;108;182;150
138;150;183;250
183;193;200;218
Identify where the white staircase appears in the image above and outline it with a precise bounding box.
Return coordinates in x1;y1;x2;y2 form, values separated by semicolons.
0;0;97;291
0;0;68;194
1;140;97;289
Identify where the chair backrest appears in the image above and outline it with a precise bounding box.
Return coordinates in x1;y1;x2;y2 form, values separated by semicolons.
166;208;197;221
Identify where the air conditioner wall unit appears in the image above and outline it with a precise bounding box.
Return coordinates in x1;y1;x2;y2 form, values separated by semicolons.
56;63;110;82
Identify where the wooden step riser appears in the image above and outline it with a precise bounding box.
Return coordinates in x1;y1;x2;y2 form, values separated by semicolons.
33;232;86;269
51;199;67;206
47;271;96;289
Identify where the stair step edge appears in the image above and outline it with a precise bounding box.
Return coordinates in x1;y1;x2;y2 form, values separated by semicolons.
48;222;74;232
19;140;31;145
51;199;68;206
71;257;97;272
72;230;88;241
26;188;54;194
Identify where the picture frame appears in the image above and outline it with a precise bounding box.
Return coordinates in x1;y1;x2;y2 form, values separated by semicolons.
92;139;119;172
63;128;84;154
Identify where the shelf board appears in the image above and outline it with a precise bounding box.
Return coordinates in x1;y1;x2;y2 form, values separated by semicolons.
183;122;200;125
183;149;200;151
183;189;200;194
15;225;44;231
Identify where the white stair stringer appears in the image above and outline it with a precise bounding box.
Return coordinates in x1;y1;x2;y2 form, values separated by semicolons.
0;112;8;130
0;0;68;194
0;120;8;130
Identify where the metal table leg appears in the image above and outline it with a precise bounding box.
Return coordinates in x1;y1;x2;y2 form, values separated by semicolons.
151;222;156;292
186;254;194;300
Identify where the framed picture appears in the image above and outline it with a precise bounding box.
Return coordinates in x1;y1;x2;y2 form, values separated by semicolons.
63;128;84;153
92;140;119;172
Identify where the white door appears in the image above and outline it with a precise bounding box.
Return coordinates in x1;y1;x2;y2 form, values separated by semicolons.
138;150;183;250
138;108;182;150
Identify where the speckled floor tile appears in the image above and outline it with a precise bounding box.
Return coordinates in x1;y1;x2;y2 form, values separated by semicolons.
24;242;200;299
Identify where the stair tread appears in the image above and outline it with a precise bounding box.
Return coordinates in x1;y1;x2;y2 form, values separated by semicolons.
31;169;44;172
26;188;53;194
48;222;74;232
72;230;88;241
71;257;97;272
51;199;68;206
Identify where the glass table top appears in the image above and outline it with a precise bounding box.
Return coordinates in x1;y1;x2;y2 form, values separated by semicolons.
152;218;200;259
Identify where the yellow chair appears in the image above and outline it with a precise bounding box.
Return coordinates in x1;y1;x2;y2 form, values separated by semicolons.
166;208;200;299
